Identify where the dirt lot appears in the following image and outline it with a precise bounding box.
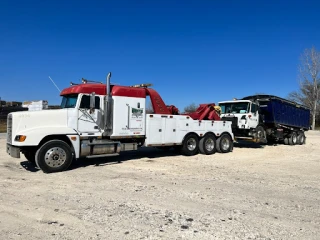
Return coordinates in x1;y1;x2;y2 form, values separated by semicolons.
0;132;319;240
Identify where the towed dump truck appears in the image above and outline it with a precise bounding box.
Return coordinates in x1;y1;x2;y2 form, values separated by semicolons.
218;95;310;145
6;73;234;173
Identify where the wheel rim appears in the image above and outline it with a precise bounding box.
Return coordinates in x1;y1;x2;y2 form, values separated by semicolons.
292;134;297;144
45;147;67;168
205;138;215;151
187;138;197;151
257;130;264;139
221;138;230;151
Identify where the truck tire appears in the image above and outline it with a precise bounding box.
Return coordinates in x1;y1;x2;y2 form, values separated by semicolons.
298;132;306;145
181;134;199;156
284;138;289;145
256;125;267;143
199;134;216;155
23;151;36;164
35;140;73;173
216;134;233;153
288;132;298;145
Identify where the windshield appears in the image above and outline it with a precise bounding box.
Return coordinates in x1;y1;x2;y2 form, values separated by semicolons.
220;102;250;114
60;95;78;108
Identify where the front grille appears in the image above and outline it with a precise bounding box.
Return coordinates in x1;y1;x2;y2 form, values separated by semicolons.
7;114;12;143
221;116;238;128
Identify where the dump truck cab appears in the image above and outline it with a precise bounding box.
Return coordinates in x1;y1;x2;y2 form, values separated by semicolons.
219;100;260;131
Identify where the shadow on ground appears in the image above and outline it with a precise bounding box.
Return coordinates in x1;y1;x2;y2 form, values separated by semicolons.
70;147;181;170
19;142;280;173
234;140;280;149
20;161;40;172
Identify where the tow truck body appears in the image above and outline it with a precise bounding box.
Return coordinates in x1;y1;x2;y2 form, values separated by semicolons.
7;73;234;173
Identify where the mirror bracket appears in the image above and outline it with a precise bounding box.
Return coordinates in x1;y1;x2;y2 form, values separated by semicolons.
90;92;95;114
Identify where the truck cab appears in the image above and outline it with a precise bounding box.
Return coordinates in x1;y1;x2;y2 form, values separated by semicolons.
218;100;266;143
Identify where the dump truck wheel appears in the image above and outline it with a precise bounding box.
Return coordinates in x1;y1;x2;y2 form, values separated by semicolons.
23;151;36;164
216;134;232;153
35;140;73;173
256;126;267;143
199;134;216;155
181;134;199;156
284;138;289;145
298;132;306;145
289;132;297;145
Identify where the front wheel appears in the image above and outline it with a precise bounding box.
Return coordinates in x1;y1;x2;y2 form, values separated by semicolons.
216;134;233;153
181;134;199;156
256;126;267;143
35;140;73;173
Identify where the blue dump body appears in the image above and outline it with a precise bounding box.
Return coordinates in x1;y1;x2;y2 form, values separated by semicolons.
242;95;310;130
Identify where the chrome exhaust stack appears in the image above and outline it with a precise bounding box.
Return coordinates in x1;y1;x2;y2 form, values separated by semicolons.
104;72;113;136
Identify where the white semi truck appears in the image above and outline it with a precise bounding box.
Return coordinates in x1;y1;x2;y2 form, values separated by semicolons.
6;73;234;173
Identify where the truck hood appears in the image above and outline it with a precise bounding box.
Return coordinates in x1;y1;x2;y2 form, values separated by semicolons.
11;109;68;131
8;109;77;145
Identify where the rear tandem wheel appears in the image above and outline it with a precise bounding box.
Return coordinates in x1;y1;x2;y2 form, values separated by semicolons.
216;134;233;153
199;134;216;155
181;134;199;156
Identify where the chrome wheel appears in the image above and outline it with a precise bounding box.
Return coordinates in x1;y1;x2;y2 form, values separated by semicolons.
205;138;215;152
221;138;230;151
45;147;67;168
187;138;197;151
292;133;297;144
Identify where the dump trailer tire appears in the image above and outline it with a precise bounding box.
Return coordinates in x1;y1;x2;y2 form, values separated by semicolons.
284;138;289;145
298;132;306;145
199;134;216;155
35;140;73;173
181;134;199;156
216;134;233;153
289;132;298;145
23;151;36;164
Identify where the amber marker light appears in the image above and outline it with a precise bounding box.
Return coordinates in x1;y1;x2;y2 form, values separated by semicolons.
14;135;27;142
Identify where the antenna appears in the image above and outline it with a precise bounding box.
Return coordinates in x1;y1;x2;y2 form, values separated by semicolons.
48;76;61;92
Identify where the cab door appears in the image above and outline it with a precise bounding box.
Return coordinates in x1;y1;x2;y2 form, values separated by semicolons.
77;94;102;133
247;103;259;128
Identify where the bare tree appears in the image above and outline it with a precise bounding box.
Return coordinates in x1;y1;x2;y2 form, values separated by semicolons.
184;103;198;113
288;47;320;129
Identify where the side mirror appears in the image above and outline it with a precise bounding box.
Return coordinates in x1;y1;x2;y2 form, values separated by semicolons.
90;92;95;113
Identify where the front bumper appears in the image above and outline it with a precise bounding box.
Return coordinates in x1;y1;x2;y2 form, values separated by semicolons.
6;143;21;158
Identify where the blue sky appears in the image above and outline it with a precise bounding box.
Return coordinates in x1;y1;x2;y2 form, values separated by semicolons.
1;0;320;111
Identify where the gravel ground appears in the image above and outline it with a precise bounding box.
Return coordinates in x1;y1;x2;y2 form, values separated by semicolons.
0;131;319;240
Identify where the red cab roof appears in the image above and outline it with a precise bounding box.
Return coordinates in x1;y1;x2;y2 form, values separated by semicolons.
60;84;147;98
